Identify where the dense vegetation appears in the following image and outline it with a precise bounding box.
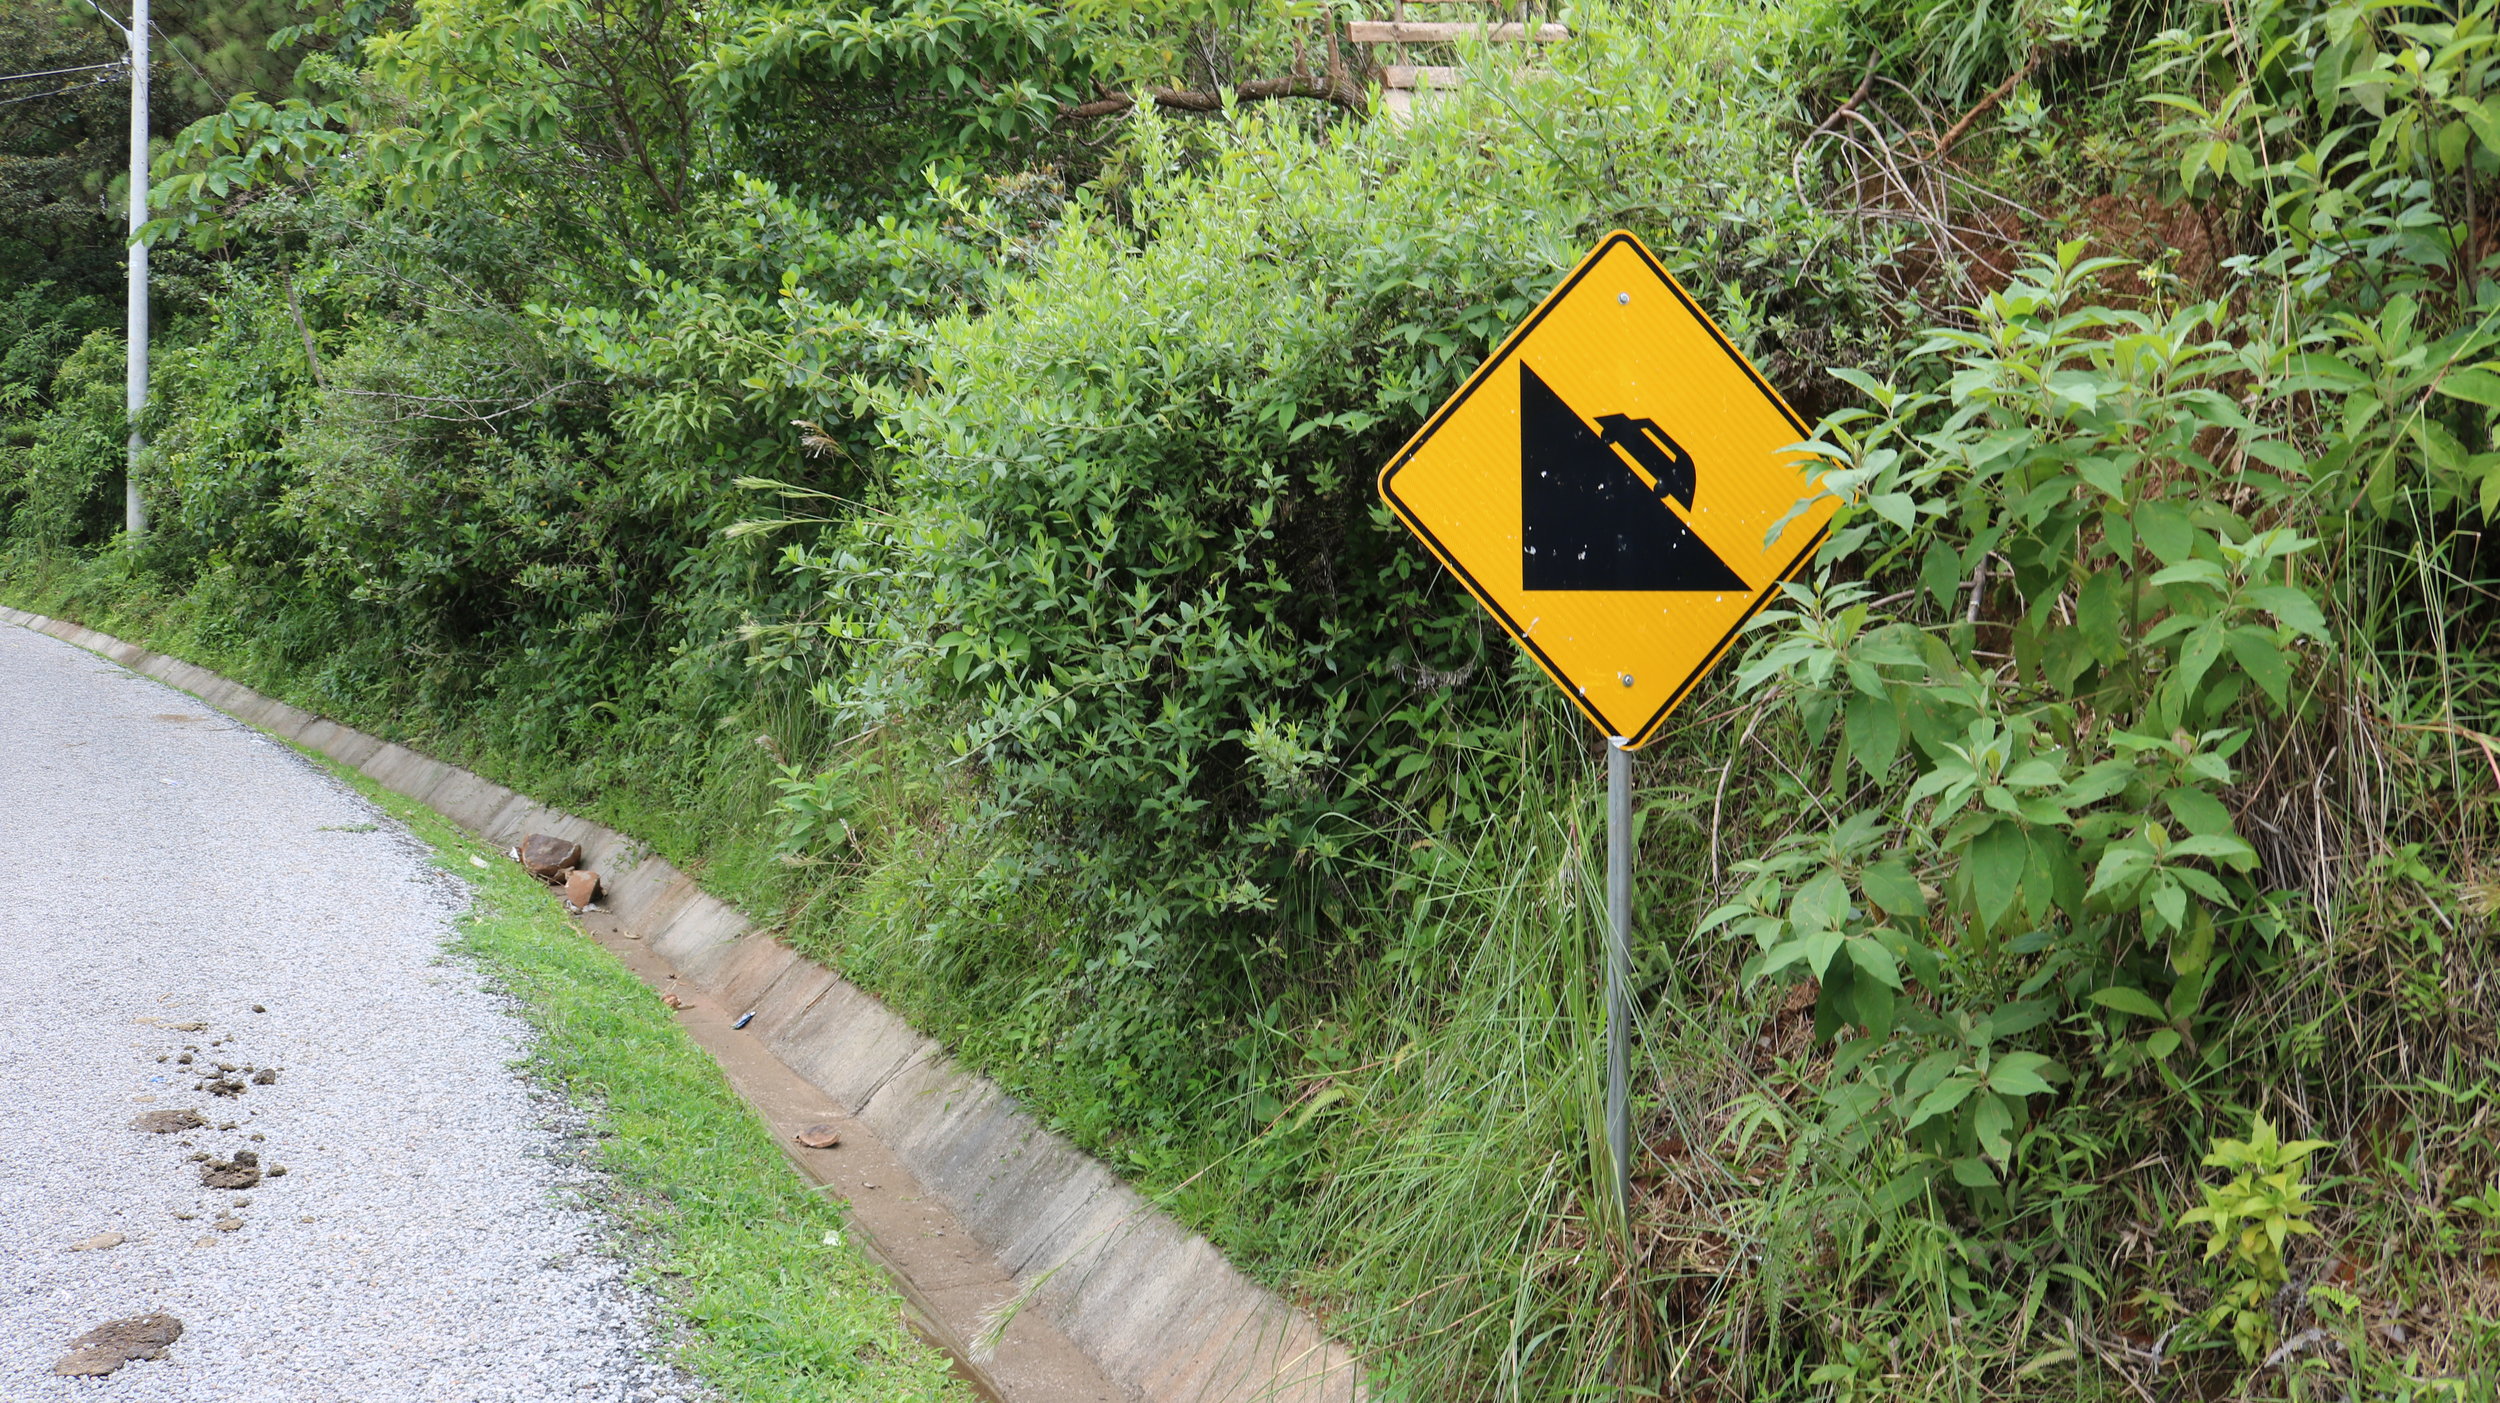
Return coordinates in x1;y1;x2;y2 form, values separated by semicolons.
4;0;2497;1396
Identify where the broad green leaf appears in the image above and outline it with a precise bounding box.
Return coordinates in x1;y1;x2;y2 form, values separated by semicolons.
2167;832;2259;867
1868;492;1917;530
1967;820;2028;932
2134;501;2196;565
1845;935;1902;990
1987;1050;2059;1097
1923;540;1965;612
2244;584;2327;639
1909;1075;1978;1129
2150;876;2188;930
2151;559;2228;589
2088;844;2153;900
2227;626;2292;708
2164;786;2235;837
2088;986;2168;1020
2173;623;2227;701
2434;366;2500;409
1860;858;1926;919
2076;570;2127;664
1790;868;1851;933
1845;689;1900;778
1973;1092;2014;1162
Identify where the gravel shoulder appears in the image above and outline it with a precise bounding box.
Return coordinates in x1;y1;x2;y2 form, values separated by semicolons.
0;623;710;1401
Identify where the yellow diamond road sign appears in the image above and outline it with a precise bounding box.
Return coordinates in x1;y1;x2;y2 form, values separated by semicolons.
1378;230;1835;748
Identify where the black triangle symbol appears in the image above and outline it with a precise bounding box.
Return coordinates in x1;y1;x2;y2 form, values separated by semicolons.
1519;362;1747;592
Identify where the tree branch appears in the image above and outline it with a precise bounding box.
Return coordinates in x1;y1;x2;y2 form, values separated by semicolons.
1931;47;2045;162
1061;23;1368;121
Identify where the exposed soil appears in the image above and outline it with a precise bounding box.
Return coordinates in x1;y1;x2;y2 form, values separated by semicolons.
129;1108;205;1134
2077;190;2231;294
50;1313;182;1377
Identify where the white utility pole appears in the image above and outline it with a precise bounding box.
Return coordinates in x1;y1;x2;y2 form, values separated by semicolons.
122;0;149;538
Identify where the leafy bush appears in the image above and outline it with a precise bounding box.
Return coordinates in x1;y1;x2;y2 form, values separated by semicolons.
2;330;127;549
784;0;1897;1115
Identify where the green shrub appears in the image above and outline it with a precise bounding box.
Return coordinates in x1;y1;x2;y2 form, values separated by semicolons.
2;330;127;549
785;0;1897;1117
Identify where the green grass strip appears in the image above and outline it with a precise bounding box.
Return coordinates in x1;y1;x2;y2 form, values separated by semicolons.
322;757;976;1403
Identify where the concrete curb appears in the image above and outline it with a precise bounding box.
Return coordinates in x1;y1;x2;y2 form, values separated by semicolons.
2;606;1364;1403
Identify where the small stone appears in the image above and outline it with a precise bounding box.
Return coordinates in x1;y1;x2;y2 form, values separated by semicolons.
794;1124;842;1149
201;1150;261;1189
252;1069;277;1085
563;868;600;906
211;1218;241;1233
661;993;687;1010
69;1232;125;1252
132;1108;205;1134
251;1004;265;1013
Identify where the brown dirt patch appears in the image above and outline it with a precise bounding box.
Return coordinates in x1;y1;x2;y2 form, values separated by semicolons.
129;1108;205;1134
200;1150;261;1189
52;1313;182;1377
2077;191;2231;294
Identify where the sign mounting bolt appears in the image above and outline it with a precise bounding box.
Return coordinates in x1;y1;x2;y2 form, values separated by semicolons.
1617;292;1630;305
1620;673;1635;687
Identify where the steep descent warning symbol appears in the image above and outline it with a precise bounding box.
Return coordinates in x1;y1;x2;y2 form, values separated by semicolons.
1377;230;1837;748
1518;363;1745;593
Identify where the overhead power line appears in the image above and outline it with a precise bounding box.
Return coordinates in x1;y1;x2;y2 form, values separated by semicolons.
0;61;126;83
151;21;227;106
0;75;123;108
78;0;130;36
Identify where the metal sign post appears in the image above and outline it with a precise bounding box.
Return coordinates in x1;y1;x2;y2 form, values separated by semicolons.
1605;736;1632;1222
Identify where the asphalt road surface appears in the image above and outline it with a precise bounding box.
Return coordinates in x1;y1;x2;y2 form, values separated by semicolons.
0;624;705;1402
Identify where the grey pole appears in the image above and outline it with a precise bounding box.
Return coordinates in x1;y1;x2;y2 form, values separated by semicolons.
123;0;149;539
1605;735;1631;1224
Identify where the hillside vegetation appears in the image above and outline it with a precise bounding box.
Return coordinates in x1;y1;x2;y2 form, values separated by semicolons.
4;0;2497;1396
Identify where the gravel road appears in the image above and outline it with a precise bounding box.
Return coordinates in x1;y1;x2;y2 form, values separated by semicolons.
0;624;708;1402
